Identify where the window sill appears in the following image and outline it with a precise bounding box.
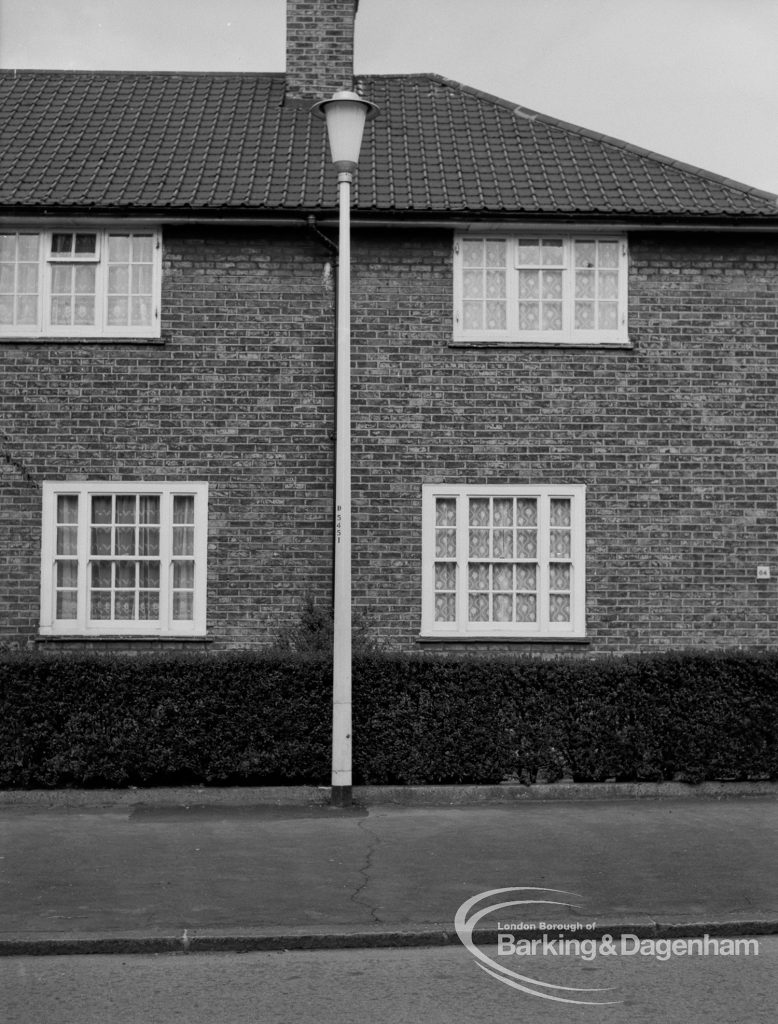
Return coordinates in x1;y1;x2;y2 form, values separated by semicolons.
449;338;633;350
36;634;212;643
417;634;589;644
0;335;164;345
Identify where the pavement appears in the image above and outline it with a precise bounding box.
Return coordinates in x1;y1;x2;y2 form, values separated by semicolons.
0;783;776;956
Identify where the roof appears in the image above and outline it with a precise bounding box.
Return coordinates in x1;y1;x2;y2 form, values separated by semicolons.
1;69;776;220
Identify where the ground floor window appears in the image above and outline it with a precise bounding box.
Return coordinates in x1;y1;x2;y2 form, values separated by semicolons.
421;484;586;639
40;481;208;636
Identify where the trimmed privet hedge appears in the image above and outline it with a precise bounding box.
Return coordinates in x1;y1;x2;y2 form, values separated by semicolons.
0;650;776;788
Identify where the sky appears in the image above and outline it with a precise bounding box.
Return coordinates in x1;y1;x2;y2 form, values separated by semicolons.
2;0;777;195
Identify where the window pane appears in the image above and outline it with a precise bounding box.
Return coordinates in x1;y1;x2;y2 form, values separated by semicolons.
575;270;595;298
463;271;482;298
515;531;537;558
108;265;129;293
132;235;154;262
0;234;16;260
139;593;160;620
463;302;482;330
518;303;539;330
468;563;489;591
131;297;151;326
172;527;194;557
90;528;112;556
435;498;456;527
116;495;136;523
550;530;571;558
516;499;537;527
541;239;564;265
57;495;79;524
575;302;595;329
56;591;78;619
173;593;193;621
139;562;160;588
90;562;112;587
542;302;562;330
51;233;73;254
434;593;456;622
138;527;160;556
139;495;160;524
173;560;194;589
434;562;456;591
17;295;38;324
493;530;513;558
516;594;537;622
73;296;95;325
598;302;618;330
115;561;136;588
108;235;130;262
90;592;112;619
550;594;571;622
75;266;96;294
550;499;571;527
56;561;78;588
598;241;620;267
51;265;71;293
18;234;39;260
542;271;562;299
435;528;456;558
115;527;136;555
518;270;539;299
75;233;97;255
469;530;489;558
599;270;619;299
461;239;482;267
550;563;571;590
57;526;78;556
575;241;596;267
114;592;135;619
173;496;195;524
517;240;540;265
92;496;112;523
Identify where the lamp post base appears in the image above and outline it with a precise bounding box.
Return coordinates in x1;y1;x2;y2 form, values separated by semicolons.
330;785;353;808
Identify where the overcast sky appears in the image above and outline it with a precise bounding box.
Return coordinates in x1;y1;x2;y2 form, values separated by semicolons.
2;0;777;195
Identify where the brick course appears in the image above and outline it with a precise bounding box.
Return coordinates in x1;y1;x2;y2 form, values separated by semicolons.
1;227;776;654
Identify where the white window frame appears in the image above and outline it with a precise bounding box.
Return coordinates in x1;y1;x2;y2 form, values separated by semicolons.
40;481;208;637
0;225;162;338
453;233;628;346
421;484;586;640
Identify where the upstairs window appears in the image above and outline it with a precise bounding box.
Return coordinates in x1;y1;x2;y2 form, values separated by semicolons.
421;484;586;639
0;228;161;338
40;482;208;637
453;234;627;345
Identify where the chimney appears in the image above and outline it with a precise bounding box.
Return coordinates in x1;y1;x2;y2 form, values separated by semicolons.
285;0;359;102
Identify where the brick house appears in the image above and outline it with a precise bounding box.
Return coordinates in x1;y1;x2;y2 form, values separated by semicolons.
1;0;777;657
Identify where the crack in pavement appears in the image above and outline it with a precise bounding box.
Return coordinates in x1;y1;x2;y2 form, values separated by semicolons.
349;815;383;924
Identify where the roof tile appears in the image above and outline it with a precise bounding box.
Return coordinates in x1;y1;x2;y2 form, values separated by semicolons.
0;70;776;218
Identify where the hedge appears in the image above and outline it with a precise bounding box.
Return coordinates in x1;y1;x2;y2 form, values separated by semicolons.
0;649;776;788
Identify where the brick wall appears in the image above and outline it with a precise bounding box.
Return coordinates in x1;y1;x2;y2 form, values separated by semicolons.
0;226;776;654
285;0;357;101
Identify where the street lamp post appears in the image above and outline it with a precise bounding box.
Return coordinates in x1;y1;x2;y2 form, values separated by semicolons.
312;90;378;808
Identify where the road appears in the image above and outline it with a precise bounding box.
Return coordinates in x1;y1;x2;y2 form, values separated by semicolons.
2;937;776;1023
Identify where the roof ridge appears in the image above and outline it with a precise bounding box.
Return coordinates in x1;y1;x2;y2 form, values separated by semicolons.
402;73;778;206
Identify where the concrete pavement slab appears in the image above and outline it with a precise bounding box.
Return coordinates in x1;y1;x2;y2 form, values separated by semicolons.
1;795;776;954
